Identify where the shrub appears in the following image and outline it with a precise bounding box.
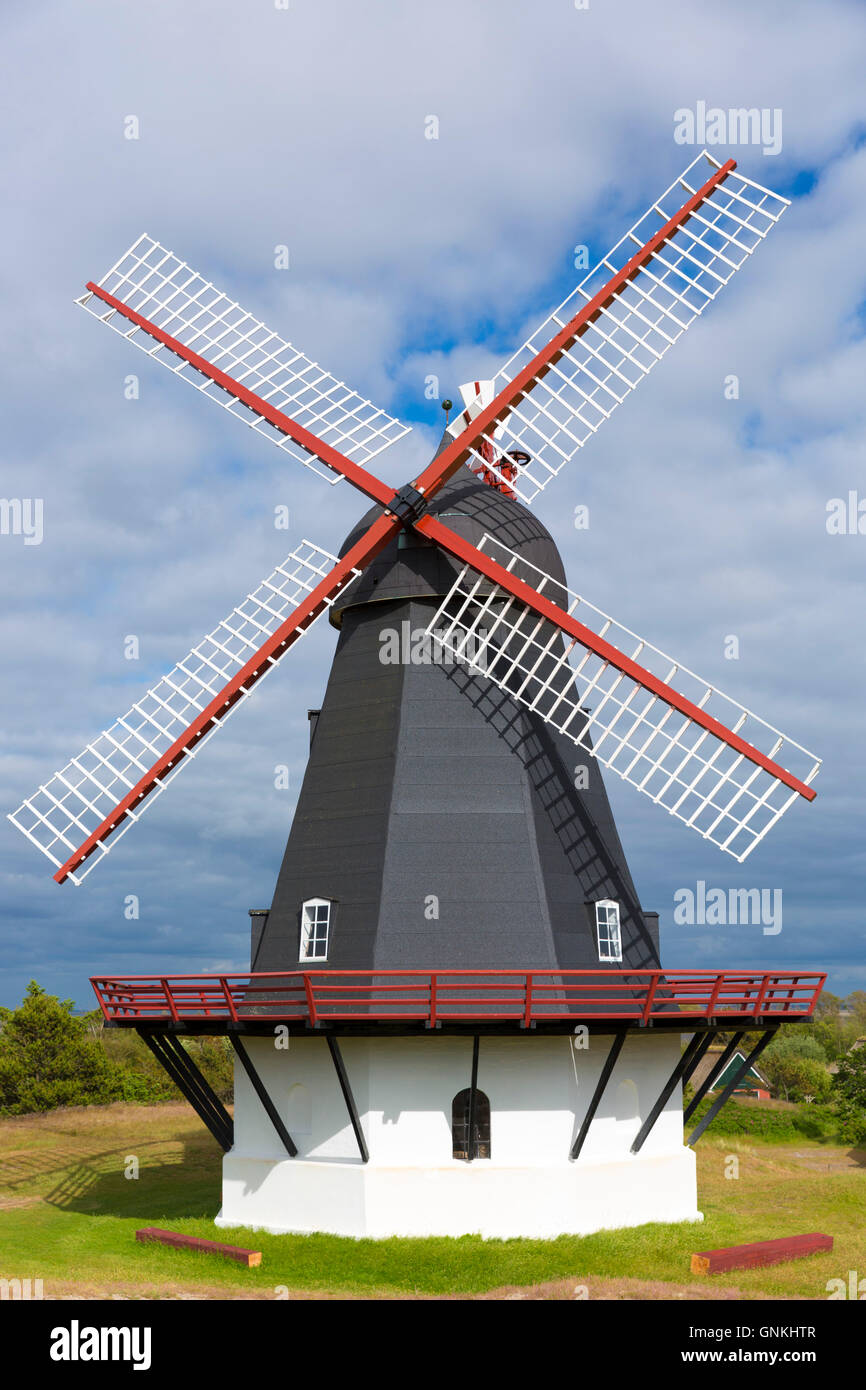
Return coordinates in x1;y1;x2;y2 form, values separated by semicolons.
688;1096;845;1143
832;1044;866;1146
688;1098;798;1140
0;984;236;1116
0;982;126;1115
98;1025;234;1103
760;1030;832;1102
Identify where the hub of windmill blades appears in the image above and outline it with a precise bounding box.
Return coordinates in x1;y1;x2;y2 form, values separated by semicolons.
9;149;820;886
385;483;429;528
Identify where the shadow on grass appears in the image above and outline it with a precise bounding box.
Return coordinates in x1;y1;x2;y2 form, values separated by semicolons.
0;1135;223;1222
43;1150;219;1221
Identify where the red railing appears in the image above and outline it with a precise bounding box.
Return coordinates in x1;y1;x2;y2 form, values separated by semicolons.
91;968;825;1027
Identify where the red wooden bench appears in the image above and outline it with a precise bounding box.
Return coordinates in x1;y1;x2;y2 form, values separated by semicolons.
691;1233;833;1275
136;1227;261;1267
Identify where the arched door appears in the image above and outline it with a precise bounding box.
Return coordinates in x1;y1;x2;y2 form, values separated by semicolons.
452;1088;491;1160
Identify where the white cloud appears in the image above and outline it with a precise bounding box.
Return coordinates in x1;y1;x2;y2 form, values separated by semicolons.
1;0;865;1004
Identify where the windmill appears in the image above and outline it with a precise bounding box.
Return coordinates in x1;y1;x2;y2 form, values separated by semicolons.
10;151;824;1239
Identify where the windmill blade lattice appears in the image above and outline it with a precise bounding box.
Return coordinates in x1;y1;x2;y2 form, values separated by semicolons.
453;152;789;505
9;540;352;883
77;234;411;484
7;152;819;886
427;533;820;862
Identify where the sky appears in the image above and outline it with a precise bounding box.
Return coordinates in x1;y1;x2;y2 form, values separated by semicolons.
1;0;864;1009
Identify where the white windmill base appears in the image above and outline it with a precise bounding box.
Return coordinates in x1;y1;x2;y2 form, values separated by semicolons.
215;1033;702;1240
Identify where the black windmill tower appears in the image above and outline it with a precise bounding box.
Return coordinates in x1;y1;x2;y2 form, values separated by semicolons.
255;453;660;976
10;151;824;1237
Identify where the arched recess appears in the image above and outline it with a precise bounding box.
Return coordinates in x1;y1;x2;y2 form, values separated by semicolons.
286;1082;312;1135
614;1079;639;1124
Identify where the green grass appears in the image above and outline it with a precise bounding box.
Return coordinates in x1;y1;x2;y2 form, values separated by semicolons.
1;1103;864;1299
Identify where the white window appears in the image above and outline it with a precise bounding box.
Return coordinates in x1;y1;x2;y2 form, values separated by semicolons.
595;899;622;962
299;898;332;962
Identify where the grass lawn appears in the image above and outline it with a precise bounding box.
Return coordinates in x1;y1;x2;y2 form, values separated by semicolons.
0;1102;863;1300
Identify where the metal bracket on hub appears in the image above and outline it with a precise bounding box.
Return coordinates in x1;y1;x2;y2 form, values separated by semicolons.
386;483;427;528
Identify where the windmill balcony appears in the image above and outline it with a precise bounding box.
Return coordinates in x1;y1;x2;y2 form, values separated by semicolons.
93;966;824;1240
91;967;825;1034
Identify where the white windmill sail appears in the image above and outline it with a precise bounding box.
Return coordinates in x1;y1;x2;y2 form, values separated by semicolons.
426;533;820;862
77;234;411;484
9;540;355;883
454;151;789;505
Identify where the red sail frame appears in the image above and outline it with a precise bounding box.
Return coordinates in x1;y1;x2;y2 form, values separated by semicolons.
52;153;814;884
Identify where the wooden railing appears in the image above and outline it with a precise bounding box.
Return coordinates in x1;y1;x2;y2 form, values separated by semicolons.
91;968;825;1027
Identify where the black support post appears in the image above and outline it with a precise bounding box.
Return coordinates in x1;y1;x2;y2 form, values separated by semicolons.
326;1036;368;1163
630;1030;713;1154
138;1031;233;1152
466;1035;480;1163
687;1030;777;1147
159;1033;235;1147
683;1030;746;1123
230;1035;297;1158
570;1029;626;1161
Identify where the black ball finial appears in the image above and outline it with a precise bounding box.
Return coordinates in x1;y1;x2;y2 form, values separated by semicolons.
442;399;452;412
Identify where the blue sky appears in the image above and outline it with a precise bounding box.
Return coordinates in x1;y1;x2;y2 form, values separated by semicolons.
1;0;865;1009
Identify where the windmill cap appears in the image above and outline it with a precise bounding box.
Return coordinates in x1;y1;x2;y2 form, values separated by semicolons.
330;462;566;627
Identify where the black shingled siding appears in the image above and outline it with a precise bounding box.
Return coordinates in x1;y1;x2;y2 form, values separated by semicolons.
254;471;658;974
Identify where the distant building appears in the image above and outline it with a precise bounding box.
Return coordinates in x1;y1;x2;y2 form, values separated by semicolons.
691;1049;771;1101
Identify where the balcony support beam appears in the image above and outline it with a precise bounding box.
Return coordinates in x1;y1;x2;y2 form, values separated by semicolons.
138;1029;233;1151
326;1035;368;1163
631;1030;714;1154
683;1030;747;1123
570;1029;627;1161
687;1030;777;1147
230;1035;297;1158
466;1035;481;1163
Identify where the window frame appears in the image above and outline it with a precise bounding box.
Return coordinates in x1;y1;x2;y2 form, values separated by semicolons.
595;898;622;963
299;897;333;963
